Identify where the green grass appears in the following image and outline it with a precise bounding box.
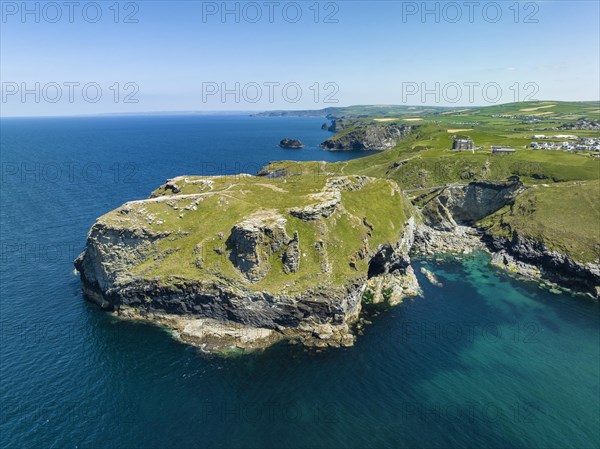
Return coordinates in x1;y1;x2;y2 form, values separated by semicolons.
98;101;599;291
478;181;600;264
99;172;412;295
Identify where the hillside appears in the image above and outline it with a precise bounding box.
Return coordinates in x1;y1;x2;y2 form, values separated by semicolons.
479;181;600;264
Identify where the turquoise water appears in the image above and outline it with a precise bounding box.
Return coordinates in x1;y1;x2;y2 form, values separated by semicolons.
1;116;598;448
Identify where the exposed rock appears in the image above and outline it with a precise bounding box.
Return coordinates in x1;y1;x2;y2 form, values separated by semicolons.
365;266;420;306
321;123;414;151
290;191;340;221
256;165;303;179
74;223;172;293
279;138;304;149
420;267;443;287
289;176;372;221
315;240;331;273
420;178;524;230
364;217;420;306
483;232;600;296
226;210;291;282
325;175;372;191
413;224;485;256
163;179;181;194
283;231;300;273
490;250;542;279
412;179;599;296
74;174;421;353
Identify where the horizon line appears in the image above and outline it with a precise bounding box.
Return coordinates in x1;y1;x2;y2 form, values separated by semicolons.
1;99;599;119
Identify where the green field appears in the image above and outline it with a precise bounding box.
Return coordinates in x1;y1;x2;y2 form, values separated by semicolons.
99;170;412;294
261;101;600;266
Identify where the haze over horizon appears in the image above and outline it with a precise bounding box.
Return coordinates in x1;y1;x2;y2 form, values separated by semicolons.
2;0;599;117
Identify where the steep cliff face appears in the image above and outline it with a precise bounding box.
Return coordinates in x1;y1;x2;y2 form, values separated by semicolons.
321;123;414;151
364;216;420;305
485;234;600;295
478;181;600;296
75;173;419;352
413;179;599;296
226;211;293;282
419;178;524;231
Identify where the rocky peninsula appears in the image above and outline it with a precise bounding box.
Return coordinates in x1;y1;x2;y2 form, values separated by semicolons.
75;171;420;352
321;122;414;151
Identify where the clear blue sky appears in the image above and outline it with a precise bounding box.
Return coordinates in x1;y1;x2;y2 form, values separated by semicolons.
1;0;599;116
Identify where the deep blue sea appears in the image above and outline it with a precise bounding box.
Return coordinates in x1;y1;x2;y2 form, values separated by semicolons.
0;115;598;449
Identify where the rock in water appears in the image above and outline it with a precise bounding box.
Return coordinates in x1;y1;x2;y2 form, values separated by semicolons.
279;138;304;149
419;267;443;287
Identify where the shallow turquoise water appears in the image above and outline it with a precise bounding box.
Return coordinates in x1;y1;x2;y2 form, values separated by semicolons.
1;116;598;448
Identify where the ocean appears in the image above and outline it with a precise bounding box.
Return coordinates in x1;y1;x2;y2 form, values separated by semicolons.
0;115;598;448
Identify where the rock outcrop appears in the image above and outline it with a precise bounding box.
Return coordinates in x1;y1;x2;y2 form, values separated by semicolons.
279;138;304;149
412;178;599;296
321;123;414;151
419;178;524;231
75;158;599;356
414;178;523;254
290;191;340;221
483;228;600;296
226;211;291;282
364;216;420;306
283;231;300;274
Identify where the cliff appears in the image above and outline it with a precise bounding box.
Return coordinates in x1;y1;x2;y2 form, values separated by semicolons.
412;179;600;296
75;170;600;355
478;181;600;295
75;172;419;352
321;122;414;151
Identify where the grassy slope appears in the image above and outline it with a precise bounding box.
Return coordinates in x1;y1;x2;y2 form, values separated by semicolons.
478;181;600;263
99;171;410;294
265;101;599;265
261;100;599;120
336;101;600;189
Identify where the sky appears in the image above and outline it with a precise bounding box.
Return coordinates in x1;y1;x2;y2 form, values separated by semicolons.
1;0;599;116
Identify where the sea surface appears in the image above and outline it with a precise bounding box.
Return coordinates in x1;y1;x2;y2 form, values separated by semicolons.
0;115;598;449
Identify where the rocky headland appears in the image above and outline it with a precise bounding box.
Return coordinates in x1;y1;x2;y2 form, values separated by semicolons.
75;172;422;353
410;179;600;296
321;122;414;151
